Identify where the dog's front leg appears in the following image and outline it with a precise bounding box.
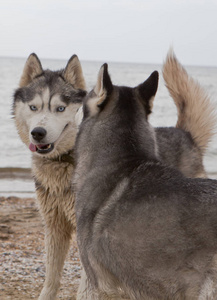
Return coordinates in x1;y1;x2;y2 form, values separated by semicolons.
77;269;91;300
38;210;73;300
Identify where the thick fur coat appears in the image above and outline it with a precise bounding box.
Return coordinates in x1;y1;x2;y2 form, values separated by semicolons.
13;53;86;300
74;64;217;300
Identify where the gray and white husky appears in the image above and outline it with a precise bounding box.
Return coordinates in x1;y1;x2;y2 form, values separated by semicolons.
74;63;217;300
13;53;86;300
13;51;215;299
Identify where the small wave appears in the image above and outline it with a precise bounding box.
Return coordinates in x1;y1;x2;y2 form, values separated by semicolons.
0;167;32;179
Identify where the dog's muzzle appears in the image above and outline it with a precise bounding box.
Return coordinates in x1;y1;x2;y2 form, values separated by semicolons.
30;127;54;154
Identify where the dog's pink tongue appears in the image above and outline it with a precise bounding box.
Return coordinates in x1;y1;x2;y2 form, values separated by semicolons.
29;143;37;152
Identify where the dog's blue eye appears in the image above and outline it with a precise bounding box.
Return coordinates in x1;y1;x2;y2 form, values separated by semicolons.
57;106;65;112
29;105;37;111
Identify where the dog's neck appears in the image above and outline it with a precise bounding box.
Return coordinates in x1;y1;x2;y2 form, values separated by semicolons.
48;150;74;165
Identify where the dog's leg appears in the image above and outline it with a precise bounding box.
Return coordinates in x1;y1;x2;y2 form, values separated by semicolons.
77;269;89;300
38;210;73;300
77;269;129;300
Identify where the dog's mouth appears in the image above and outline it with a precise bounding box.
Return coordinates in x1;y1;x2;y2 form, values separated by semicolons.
29;143;54;154
29;124;69;155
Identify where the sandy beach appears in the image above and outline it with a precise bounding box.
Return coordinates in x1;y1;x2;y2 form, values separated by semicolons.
0;196;81;300
1;171;217;300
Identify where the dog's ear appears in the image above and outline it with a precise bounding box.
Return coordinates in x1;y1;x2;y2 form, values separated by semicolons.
63;55;86;90
85;64;113;117
93;63;113;107
19;53;43;87
136;71;159;115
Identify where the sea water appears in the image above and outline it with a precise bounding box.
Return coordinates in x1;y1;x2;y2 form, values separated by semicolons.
0;57;217;196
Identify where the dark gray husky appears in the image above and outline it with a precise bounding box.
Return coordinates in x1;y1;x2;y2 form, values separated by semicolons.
74;64;217;300
75;51;216;180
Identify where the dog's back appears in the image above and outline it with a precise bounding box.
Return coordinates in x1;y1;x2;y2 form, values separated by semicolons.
75;64;217;300
155;127;205;177
81;160;217;299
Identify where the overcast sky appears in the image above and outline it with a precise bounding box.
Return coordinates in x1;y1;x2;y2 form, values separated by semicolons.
1;0;217;66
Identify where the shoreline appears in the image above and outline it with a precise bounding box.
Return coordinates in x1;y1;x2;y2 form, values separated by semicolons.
0;168;217;199
1;167;217;179
0;168;34;198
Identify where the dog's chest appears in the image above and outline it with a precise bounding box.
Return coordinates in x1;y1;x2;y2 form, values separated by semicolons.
33;159;76;224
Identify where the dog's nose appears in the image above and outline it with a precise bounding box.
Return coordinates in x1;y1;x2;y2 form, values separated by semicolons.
31;127;47;142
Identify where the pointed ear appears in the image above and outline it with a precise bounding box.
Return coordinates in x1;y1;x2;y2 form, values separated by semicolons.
93;63;113;107
85;64;113;116
19;53;43;87
136;71;159;115
63;55;86;90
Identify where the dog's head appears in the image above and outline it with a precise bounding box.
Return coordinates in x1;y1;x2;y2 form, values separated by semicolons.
13;53;86;158
75;64;159;165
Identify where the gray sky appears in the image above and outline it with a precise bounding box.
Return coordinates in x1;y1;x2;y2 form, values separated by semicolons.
1;0;217;66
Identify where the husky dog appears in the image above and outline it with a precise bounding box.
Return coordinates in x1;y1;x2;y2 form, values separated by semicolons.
13;53;86;300
76;51;216;181
74;64;217;300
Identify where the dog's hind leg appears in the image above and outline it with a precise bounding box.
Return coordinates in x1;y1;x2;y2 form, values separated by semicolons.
38;209;73;300
77;270;130;300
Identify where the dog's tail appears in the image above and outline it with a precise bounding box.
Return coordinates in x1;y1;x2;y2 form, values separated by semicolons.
162;49;216;155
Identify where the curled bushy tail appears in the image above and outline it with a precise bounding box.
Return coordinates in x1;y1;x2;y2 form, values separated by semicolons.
162;49;216;155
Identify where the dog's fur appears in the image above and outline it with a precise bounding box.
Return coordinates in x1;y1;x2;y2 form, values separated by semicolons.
74;64;217;300
157;50;216;177
13;51;215;299
13;53;86;300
